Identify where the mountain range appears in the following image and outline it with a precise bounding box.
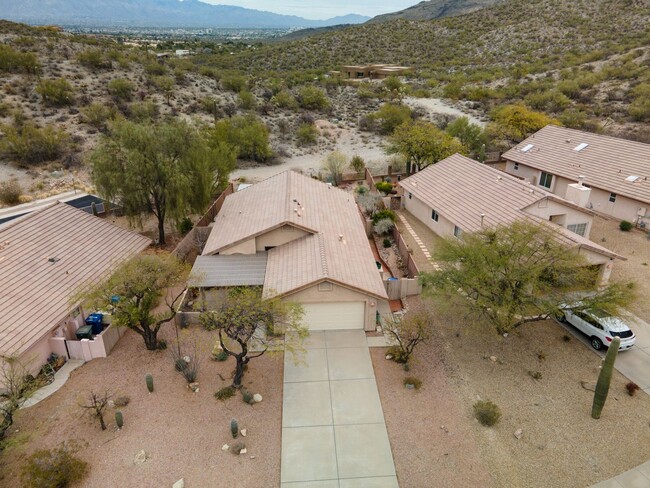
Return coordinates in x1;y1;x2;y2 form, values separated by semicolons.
367;0;502;23
0;0;370;28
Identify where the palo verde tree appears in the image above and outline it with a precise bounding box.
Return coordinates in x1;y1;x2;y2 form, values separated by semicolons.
201;287;307;388
422;221;633;334
389;120;467;175
82;254;189;351
91;119;236;245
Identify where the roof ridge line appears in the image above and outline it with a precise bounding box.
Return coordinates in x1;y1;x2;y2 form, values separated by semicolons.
317;233;328;277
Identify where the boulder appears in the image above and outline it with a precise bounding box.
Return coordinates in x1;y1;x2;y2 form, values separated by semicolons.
514;429;523;440
134;450;147;465
172;479;185;488
253;393;263;403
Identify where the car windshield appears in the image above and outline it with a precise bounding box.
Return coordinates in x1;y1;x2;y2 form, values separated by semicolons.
611;330;634;339
590;309;610;319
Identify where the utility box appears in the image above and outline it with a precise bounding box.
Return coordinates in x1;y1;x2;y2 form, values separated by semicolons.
565;183;591;207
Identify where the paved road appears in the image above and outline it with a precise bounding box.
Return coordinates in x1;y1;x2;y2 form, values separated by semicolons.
555;311;650;393
281;330;398;488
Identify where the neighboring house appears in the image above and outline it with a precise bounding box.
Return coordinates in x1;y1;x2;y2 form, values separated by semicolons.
399;154;622;283
341;64;412;80
502;125;650;226
0;202;151;377
190;170;388;331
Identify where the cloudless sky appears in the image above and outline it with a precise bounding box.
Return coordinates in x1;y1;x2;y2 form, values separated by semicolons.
200;0;419;19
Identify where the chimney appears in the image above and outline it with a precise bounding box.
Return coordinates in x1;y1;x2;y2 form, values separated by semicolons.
480;214;485;227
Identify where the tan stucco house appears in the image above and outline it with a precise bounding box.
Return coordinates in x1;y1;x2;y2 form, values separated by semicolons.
502;125;650;226
191;171;388;331
0;202;151;378
399;154;623;283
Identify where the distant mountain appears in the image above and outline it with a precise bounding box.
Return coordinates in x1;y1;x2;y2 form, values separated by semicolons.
0;0;370;28
367;0;502;23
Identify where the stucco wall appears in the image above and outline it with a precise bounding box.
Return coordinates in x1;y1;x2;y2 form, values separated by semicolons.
285;281;383;331
255;226;309;251
523;198;594;238
221;238;256;255
404;193;457;237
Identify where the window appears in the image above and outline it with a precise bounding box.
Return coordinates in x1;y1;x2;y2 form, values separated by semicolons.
567;223;588;237
454;226;462;238
431;209;439;222
408;192;412;199
513;162;519;170
318;282;333;292
609;193;617;203
539;171;553;189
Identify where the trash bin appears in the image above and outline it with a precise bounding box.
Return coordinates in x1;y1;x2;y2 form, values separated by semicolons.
85;313;104;334
76;325;93;340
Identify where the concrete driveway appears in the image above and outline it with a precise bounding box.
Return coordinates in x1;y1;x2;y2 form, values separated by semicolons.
281;330;398;488
556;311;650;394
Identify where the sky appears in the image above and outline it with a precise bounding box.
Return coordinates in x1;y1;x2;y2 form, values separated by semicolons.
200;1;418;19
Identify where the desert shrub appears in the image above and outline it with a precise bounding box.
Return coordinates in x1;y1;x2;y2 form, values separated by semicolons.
296;122;318;146
144;62;167;76
370;103;412;134
81;103;115;129
271;89;298;110
356;192;382;215
383;237;392;248
298;85;329;110
212;114;272;162
374;218;395;236
36;78;74;106
107;78;135;101
0;44;40;74
215;386;236;401
199;66;219;79
445;116;487;154
619;220;633;231
222;75;247;93
113;396;130;407
557;79;581;99
238;90;257;110
350;154;365;174
128;101;159;122
213;350;228;361
371;209;396;225
387;345;408;364
76;49;110;70
629;98;650;121
22;443;89;488
403;376;422;389
0;180;22;205
0;123;69;165
473;400;501;426
177;217;193;235
626;381;640;396
375;181;393;194
528;370;543;380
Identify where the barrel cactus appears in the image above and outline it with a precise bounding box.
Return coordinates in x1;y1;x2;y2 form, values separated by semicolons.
230;418;239;438
115;410;124;429
145;373;154;393
591;337;620;419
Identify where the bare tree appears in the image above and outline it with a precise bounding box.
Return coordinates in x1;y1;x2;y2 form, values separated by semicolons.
0;356;36;443
80;391;112;431
322;150;348;186
384;303;433;366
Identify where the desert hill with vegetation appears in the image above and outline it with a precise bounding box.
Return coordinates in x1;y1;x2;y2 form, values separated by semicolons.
367;0;502;23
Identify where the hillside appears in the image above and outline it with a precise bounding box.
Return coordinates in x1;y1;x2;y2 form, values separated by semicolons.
367;0;502;23
0;0;370;28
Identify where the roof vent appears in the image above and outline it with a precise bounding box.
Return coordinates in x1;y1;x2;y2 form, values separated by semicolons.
521;144;534;153
574;143;588;152
496;176;502;181
48;257;60;263
626;175;640;182
338;234;344;241
577;175;586;186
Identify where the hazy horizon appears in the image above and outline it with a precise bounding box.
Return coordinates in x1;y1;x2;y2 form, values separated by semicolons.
199;0;418;19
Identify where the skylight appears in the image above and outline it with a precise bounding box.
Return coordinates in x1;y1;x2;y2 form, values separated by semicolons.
626;175;640;182
574;143;588;152
521;144;534;153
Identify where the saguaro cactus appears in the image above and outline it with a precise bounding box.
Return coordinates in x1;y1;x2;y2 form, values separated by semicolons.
230;419;239;438
145;373;154;393
591;337;620;419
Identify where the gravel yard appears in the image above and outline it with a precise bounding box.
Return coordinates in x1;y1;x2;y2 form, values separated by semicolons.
0;326;283;487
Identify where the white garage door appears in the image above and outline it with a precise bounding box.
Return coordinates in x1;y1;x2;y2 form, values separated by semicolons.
301;302;365;330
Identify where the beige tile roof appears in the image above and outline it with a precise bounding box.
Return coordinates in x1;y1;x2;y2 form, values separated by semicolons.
203;171;387;300
502;125;650;204
0;202;151;357
399;154;621;260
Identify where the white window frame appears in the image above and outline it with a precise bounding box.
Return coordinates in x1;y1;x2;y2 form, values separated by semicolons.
454;226;462;238
567;223;588;237
609;193;617;203
431;209;439;222
539;171;553;189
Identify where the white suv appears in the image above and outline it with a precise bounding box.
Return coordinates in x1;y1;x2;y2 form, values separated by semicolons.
559;308;635;351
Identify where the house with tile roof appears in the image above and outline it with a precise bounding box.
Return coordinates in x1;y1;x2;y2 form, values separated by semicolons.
502;125;650;226
0;202;151;377
191;170;388;331
399;154;623;284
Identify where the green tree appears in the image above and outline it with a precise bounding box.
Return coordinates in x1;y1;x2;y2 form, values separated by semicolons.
487;104;560;143
107;78;136;101
445;116;487;154
271;89;298;110
152;75;175;105
91;119;235;244
390;120;467;175
211;114;272;162
371;103;412;135
350;154;365;174
322;150;347;186
421;221;633;334
383;303;432;366
238;90;257;110
201;287;307;388
82;255;189;351
36;78;74;106
298;85;329;110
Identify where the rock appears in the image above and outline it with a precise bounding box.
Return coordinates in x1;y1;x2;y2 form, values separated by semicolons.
172;479;185;488
183;356;191;363
108;400;115;408
405;383;415;389
253;393;263;403
241;429;247;437
489;356;497;362
189;382;200;392
240;448;247;454
385;354;393;360
133;450;147;465
502;333;508;338
581;381;597;392
250;455;256;459
221;444;229;451
231;441;246;455
514;429;523;440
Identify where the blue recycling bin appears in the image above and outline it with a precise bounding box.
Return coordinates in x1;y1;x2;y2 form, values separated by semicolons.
85;313;104;335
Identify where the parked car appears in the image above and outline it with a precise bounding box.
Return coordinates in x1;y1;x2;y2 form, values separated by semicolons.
558;306;635;351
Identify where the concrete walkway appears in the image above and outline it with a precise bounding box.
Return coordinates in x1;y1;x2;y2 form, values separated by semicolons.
281;330;398;487
22;359;84;408
591;460;650;487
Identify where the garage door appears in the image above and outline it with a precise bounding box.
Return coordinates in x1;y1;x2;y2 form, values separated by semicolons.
301;302;365;330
